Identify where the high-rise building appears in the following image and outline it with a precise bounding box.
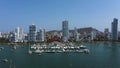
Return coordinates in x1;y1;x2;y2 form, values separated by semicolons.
62;20;69;42
111;18;118;41
15;27;23;42
28;24;36;42
9;27;23;42
74;27;79;41
9;32;16;43
37;29;46;42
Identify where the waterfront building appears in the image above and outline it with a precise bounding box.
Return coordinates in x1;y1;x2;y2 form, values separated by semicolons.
111;18;118;41
28;24;36;42
0;32;10;38
15;27;24;42
104;28;110;40
62;20;69;42
36;29;46;42
74;27;79;41
53;32;59;37
9;32;17;43
118;32;120;40
23;33;28;42
9;27;24;42
91;31;96;40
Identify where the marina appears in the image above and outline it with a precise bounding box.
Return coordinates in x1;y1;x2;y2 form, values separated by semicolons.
29;42;90;54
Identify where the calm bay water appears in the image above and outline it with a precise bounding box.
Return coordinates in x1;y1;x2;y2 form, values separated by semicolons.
0;42;120;68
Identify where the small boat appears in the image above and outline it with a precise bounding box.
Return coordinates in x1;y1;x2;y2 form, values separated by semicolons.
83;49;90;54
34;49;43;54
31;45;37;50
80;45;86;49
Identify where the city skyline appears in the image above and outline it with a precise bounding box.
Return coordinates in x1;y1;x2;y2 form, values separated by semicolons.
0;0;120;32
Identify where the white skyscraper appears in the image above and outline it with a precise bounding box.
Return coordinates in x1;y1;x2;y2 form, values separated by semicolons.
28;24;36;42
37;29;45;42
15;27;23;42
62;20;69;42
10;27;23;42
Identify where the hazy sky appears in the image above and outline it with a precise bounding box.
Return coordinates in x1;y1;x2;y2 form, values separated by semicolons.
0;0;120;32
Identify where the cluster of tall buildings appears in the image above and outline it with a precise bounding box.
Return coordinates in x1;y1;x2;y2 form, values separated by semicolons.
8;24;45;43
0;18;119;43
8;20;78;43
9;27;24;43
104;18;119;41
28;24;46;42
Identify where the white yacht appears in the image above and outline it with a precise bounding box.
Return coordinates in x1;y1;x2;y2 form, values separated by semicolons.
34;49;43;54
80;45;86;49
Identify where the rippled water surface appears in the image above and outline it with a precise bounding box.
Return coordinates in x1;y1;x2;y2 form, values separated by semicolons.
0;42;120;68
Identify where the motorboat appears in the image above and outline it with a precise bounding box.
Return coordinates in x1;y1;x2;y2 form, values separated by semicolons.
83;49;90;53
80;45;86;49
30;44;37;50
34;49;43;54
